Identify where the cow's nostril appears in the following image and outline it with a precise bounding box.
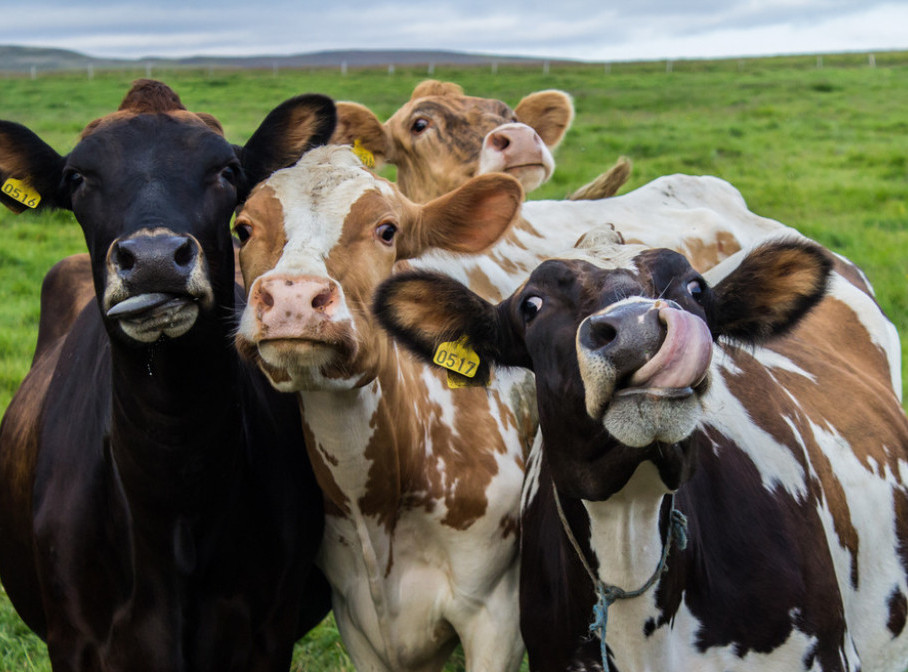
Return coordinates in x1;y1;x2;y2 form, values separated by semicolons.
585;316;618;350
259;287;274;310
312;287;334;311
174;239;195;267
490;133;510;151
113;243;136;272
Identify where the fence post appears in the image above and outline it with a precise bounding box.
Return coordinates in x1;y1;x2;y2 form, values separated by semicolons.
341;61;348;76
30;65;36;80
869;53;876;67
428;62;434;75
543;60;550;75
491;61;498;74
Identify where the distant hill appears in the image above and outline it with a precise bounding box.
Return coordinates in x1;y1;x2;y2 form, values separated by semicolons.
0;45;568;73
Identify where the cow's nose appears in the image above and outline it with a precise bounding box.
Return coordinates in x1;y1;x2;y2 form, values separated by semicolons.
250;274;340;337
484;124;541;157
578;302;666;378
111;233;201;286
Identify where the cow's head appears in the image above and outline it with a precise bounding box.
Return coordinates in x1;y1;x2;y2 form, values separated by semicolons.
233;145;523;392
331;79;573;201
374;229;832;500
0;79;335;345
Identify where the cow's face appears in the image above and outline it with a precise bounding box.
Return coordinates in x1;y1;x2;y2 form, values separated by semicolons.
374;230;832;500
234;145;522;392
331;80;573;201
0;80;336;345
67;113;239;342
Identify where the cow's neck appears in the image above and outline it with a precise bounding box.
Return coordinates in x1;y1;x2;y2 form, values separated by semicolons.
108;316;241;533
578;460;686;669
296;349;428;513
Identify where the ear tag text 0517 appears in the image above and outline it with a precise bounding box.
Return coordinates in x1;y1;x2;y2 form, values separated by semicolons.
2;178;41;209
433;337;485;388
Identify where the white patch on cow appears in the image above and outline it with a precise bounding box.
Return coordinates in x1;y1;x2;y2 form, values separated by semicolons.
804;419;908;672
703;349;810;498
267;146;374;277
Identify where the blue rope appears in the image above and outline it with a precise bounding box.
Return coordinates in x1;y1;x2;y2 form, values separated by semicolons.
553;487;689;672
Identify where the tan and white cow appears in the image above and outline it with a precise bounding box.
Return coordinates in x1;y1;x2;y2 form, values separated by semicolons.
331;79;630;202
234;146;533;672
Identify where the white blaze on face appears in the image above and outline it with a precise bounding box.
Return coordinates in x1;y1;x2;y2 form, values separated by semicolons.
266;147;384;278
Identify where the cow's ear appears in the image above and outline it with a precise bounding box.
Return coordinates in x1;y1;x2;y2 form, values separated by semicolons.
331;102;393;167
398;173;523;259
373;271;518;385
239;93;337;199
0;121;69;213
708;239;832;343
514;90;575;149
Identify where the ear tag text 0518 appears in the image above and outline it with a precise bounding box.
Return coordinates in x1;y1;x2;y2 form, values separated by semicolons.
2;178;41;209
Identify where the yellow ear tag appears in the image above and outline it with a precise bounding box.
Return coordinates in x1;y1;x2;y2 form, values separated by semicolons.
352;139;376;169
433;336;481;385
2;177;41;209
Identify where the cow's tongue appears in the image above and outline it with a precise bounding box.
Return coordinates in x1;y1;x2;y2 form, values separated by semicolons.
626;307;712;391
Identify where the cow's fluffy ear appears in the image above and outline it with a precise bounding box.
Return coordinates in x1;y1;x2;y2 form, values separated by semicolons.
514;90;574;149
399;173;523;259
373;271;510;385
0;121;69;213
331;102;393;167
239;93;337;199
709;239;832;343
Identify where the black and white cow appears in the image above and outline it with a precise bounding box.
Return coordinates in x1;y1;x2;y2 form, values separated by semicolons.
374;227;908;672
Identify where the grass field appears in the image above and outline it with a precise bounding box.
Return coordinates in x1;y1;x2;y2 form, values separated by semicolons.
0;52;906;669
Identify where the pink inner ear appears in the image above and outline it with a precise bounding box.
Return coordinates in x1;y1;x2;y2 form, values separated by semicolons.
629;308;713;390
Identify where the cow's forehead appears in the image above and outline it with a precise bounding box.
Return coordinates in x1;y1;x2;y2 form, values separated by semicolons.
256;146;396;266
79;109;223;140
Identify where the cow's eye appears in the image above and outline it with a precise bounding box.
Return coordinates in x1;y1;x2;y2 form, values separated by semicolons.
220;163;240;186
410;117;430;135
521;296;543;321
376;222;397;246
65;170;84;191
233;221;253;245
686;278;704;299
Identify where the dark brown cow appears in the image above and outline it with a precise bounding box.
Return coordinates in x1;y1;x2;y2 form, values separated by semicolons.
375;230;908;671
0;80;335;671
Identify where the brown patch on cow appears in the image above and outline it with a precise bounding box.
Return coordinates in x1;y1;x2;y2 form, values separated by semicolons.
466;267;504;303
118;79;187;113
357;361;508;533
684;231;742;272
410;80;465;99
500;513;519;539
721;297;908;588
235;185;288;292
888;588;908;636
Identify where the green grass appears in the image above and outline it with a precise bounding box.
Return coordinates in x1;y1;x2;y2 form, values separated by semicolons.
0;53;906;669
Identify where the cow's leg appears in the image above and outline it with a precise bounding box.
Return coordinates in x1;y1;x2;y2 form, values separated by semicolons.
457;572;524;672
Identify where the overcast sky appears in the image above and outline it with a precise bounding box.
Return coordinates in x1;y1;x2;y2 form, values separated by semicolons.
3;0;907;62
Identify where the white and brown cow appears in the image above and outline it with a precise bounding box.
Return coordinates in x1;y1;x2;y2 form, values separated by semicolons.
331;79;630;202
233;145;532;672
374;228;908;671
